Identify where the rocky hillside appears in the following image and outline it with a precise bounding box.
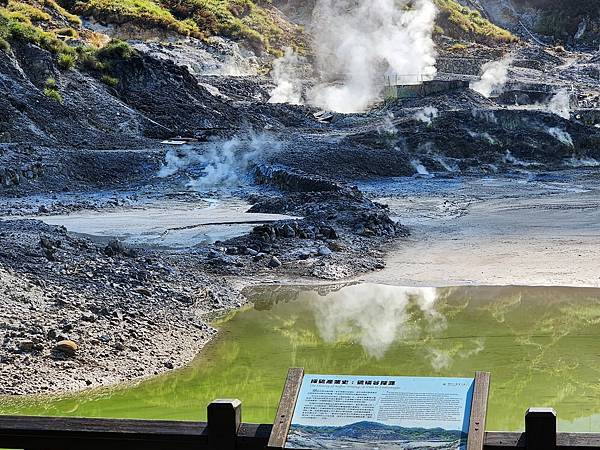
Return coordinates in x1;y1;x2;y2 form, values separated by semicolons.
470;0;600;47
516;0;600;45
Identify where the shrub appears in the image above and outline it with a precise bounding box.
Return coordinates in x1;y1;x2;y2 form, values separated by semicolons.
58;52;76;69
45;76;57;89
96;39;134;60
44;86;63;103
101;74;119;86
0;8;76;56
73;0;199;36
448;43;467;52
0;38;10;52
41;0;83;26
434;0;518;44
43;78;63;103
6;1;52;23
55;27;78;37
76;46;104;70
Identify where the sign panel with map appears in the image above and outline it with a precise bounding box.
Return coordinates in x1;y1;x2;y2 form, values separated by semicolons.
284;374;475;450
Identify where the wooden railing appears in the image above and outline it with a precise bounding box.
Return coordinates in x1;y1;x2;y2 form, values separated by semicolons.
1;401;600;450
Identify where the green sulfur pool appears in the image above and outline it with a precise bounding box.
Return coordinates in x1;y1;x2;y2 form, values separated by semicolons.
2;284;600;432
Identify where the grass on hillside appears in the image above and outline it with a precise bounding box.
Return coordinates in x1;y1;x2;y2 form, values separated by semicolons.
72;0;292;53
72;0;201;38
0;5;77;59
435;0;518;44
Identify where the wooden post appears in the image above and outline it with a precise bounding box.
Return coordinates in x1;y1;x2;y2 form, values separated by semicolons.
208;399;242;450
467;371;491;450
525;407;556;450
268;368;304;449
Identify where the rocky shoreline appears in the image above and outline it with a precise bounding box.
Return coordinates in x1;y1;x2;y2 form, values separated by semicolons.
0;165;405;395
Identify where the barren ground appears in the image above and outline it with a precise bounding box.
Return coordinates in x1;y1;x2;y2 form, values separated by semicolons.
362;171;600;288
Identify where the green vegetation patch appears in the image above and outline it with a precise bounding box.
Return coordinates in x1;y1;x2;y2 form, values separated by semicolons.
72;0;202;37
57;51;76;68
6;0;52;22
0;4;78;62
72;0;300;54
101;73;118;86
43;76;63;103
434;0;518;44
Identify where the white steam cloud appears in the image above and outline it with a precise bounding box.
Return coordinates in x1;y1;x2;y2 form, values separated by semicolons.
307;284;443;359
547;127;574;147
547;89;571;120
268;48;306;105
269;0;438;113
158;133;280;190
564;155;599;167
414;106;439;125
377;113;398;136
470;55;513;98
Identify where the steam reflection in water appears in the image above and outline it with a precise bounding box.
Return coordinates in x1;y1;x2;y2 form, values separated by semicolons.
307;285;441;359
2;284;600;433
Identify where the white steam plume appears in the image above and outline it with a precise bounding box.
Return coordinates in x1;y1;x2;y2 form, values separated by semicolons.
268;48;306;105
309;0;437;113
414;106;439;125
470;55;513;98
547;89;571;119
269;0;438;113
158;133;280;190
547;127;574;147
377;113;398;136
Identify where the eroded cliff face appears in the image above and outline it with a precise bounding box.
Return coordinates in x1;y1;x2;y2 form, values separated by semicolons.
489;0;600;46
272;0;316;25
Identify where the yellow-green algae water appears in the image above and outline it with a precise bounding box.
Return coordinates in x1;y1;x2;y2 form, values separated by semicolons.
2;284;600;432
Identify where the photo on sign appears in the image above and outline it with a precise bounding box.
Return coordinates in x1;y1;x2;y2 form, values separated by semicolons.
285;375;474;450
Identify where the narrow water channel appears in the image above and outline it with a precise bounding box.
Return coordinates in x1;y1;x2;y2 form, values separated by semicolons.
2;284;600;432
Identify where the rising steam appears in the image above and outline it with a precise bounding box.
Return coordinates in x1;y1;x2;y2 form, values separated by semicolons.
547;89;571;119
414;106;439;125
268;48;306;105
470;55;513;98
546;127;574;147
158;133;280;190
269;0;438;113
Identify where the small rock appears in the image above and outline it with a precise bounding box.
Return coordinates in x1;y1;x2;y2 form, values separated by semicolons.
81;312;97;322
328;241;346;252
104;239;124;257
18;340;34;352
134;287;152;297
268;256;282;268
246;248;258;257
105;239;137;257
208;249;222;259
253;253;266;262
298;251;311;260
318;246;332;256
54;340;78;356
281;224;296;238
